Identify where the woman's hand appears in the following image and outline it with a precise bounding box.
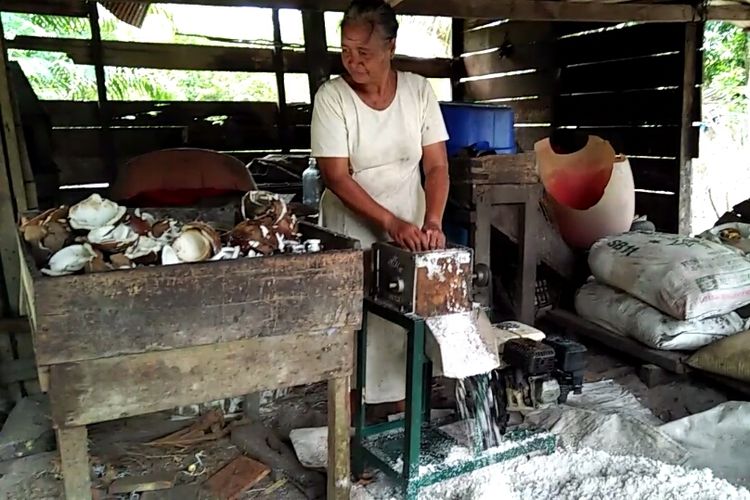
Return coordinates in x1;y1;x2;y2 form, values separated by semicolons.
422;220;446;250
386;216;428;251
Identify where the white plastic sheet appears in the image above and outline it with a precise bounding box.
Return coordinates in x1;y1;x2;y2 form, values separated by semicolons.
660;401;750;489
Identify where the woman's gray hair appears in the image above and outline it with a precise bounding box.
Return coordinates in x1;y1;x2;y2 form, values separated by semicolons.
341;0;399;41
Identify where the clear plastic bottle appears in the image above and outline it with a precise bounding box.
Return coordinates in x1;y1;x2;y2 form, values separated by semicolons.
302;157;323;209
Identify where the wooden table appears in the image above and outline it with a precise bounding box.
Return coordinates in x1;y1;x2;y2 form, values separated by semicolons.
18;220;363;500
448;153;542;324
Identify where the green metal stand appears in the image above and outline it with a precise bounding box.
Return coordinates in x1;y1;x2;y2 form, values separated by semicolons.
353;298;556;498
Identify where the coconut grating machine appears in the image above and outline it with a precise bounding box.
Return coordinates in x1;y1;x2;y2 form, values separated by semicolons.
352;242;586;498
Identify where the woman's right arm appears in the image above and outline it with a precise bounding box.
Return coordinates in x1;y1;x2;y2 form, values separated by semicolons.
318;158;426;251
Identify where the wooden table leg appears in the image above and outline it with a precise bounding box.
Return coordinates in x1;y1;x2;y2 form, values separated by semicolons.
472;189;492;309
56;425;91;500
516;195;539;324
327;375;350;500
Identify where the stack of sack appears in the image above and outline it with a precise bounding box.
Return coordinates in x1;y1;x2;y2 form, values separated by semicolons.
575;230;750;351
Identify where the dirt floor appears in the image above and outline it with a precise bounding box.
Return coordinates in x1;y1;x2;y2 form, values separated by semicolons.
581;343;732;423
0;338;742;499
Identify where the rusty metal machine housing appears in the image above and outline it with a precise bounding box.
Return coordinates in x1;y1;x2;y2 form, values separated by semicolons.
372;242;473;317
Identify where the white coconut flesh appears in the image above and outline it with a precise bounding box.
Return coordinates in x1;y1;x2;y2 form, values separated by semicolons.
171;230;212;263
87;224;137;247
42;244;97;276
210;246;241;261
161;245;182;266
134;209;157;226
69;194;126;230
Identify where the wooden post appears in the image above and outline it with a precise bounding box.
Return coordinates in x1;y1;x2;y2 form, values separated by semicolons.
0;17;28;213
302;10;330;100
451;18;465;101
472;187;492;309
516;188;539;324
327;374;350;500
271;8;290;153
678;22;699;235
57;426;92;500
88;0;116;183
0;18;23;316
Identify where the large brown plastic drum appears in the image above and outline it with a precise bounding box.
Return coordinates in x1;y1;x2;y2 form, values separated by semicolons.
110;148;257;206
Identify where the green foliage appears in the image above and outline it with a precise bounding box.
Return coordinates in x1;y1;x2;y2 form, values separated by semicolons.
1;8;450;102
703;21;748;109
1;9;278;102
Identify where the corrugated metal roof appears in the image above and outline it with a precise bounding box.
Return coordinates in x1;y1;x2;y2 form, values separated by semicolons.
100;1;151;28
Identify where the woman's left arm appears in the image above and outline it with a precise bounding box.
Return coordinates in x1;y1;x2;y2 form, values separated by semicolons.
422;142;449;249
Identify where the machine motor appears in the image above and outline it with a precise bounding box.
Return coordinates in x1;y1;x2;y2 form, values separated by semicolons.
501;337;586;415
460;336;586;439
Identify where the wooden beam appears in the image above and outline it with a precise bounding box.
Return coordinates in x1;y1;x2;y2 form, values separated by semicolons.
544;309;689;374
302;9;330;99
101;0;351;10
88;1;117;183
6;36;451;78
271;8;289;152
97;0;750;22
399;0;750;22
451;18;465;101
0;18;23;314
0;20;27;214
678;23;700;235
0;0;87;16
49;331;353;426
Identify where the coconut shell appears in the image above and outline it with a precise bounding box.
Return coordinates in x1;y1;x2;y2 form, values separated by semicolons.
151;220;171;238
171;230;212;262
126;214;153;236
44;206;69;224
22;223;48;244
85;250;111;273
29;242;52;268
42;221;71;254
229;221;277;255
274;214;298;239
184;222;221;255
20;207;57;230
241;190;288;222
125;236;163;265
69;194;127;231
110;253;133;269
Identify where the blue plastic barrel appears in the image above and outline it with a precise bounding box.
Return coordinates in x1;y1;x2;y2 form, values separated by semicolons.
440;102;516;156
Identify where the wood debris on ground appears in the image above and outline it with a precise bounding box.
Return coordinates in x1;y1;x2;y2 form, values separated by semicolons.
108;470;176;494
203;456;271;499
148;409;229;448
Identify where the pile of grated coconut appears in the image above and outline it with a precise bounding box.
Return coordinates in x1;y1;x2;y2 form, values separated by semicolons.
352;447;750;500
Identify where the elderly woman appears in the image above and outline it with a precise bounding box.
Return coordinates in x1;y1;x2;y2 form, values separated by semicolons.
311;0;450;409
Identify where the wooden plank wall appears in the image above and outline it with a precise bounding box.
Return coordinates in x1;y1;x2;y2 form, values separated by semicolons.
40;99;314;203
4;15;451;206
459;20;702;233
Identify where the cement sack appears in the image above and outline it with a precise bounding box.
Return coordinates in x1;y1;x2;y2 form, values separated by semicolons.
588;231;750;320
687;330;750;383
575;281;749;351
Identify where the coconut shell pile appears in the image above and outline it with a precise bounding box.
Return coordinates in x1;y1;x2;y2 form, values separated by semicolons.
19;191;316;277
